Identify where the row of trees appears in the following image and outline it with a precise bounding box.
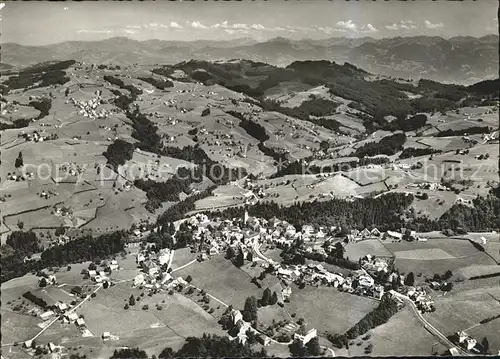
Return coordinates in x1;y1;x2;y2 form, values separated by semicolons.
399;147;441;159
137;76;174;90
437;126;491;137
328;294;399;348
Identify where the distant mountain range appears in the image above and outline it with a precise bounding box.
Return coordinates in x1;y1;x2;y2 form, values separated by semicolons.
2;35;498;84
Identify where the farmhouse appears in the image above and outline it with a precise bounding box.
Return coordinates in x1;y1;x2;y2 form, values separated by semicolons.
39;310;55;320
360;228;371;238
294;328;317;345
55;301;68;311
64;312;79;322
282;286;292;300
385;230;403;240
257;334;272;346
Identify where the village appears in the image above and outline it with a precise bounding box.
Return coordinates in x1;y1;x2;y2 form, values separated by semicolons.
19;201;491;359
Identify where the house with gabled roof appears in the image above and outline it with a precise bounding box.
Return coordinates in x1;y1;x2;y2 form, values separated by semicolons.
360;228;371;237
371;228;381;236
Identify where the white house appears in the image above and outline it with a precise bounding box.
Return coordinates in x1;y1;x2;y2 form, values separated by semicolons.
65;312;78;322
134;273;145;287
56;302;68;311
294;328;317;345
40;310;55;320
282;286;292;300
466;338;477;351
385;230;403;240
358;275;375;288
231;309;243;325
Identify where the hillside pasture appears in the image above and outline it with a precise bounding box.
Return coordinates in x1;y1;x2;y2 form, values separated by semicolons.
285;284;378;335
347;306;447;356
173;255;261;309
426;286;500;353
345;239;394;261
385;238;497;276
344;166;388;186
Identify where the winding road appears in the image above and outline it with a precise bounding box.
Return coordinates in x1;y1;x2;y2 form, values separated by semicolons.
389;291;469;356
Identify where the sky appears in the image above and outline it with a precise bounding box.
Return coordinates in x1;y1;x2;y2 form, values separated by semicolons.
0;1;498;45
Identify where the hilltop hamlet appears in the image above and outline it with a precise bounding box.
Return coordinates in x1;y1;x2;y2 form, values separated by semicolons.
0;58;499;358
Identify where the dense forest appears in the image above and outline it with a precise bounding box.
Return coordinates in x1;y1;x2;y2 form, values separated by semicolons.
385;114;428;132
227;110;270;142
437;126;491;137
2;60;75;91
104;75;142;98
134;166;203;212
158;334;267;358
438;190;500;232
137;76;174;90
271;156;390;178
399;147;442;159
204;192;415;230
29;98;52;120
103;139;135;169
6;230;41;256
354;133;407;158
203;187;500;233
163;145;246;184
1;231;126;283
156;186;215;226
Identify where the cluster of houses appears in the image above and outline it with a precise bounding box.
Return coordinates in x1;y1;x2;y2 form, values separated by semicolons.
274;262;385;300
406;182;451;191
6;172;32;182
402;286;435;313
68;91;110;120
19;130;48;143
133;247;188;290
452;331;485;355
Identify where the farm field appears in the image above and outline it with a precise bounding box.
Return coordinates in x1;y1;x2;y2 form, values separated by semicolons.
1;34;499;359
173;255;261;309
385;238;497;277
285;284;378;335
345;239;394;261
171;248;197;270
425;286;500;353
347;306;448;356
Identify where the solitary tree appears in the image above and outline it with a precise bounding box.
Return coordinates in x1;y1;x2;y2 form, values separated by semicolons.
404;272;415;286
481;337;490;354
39;277;48;288
15;152;23;168
243;296;258;322
305;337;321;356
233;247;245;267
271;291;278;305
261;288;272;306
226;246;236;260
